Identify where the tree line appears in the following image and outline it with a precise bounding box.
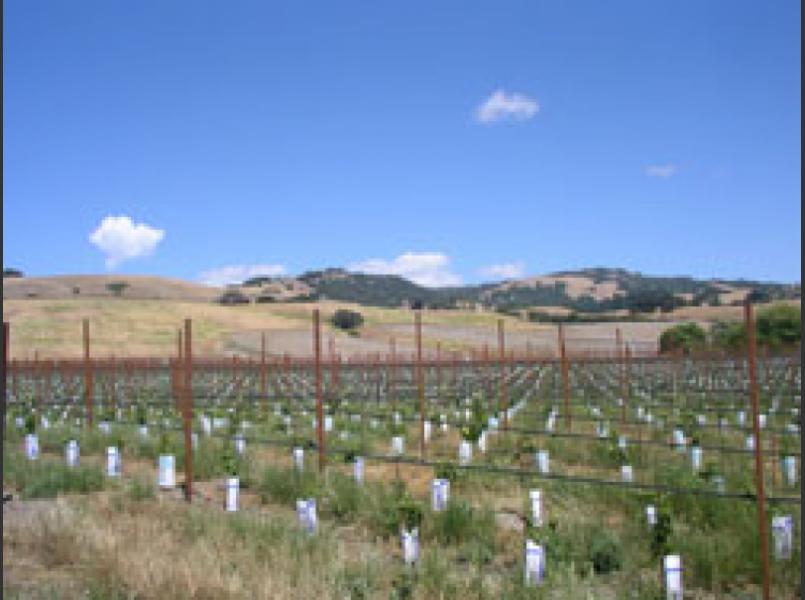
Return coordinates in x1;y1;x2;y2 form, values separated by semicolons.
659;304;801;354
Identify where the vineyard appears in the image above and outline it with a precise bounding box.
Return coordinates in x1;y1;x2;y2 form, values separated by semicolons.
2;307;801;599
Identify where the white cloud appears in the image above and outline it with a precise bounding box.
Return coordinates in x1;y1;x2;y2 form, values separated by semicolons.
644;163;677;178
89;215;165;270
479;262;526;281
199;264;287;287
476;89;540;123
349;252;463;287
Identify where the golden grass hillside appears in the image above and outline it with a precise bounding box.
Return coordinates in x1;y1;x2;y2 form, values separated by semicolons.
6;280;793;360
1;298;543;359
8;295;794;361
3;274;222;302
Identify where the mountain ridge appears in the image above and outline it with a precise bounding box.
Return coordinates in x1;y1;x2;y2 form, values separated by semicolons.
4;267;799;313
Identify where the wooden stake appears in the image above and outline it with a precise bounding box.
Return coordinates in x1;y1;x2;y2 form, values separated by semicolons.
745;301;771;600
83;319;93;427
498;320;508;430
558;323;571;430
416;312;425;459
183;319;193;503
314;310;325;473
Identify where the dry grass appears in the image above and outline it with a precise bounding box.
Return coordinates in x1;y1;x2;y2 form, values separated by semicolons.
4;423;800;600
491;275;621;301
6;293;794;360
2;298;537;359
662;299;801;321
3;298;305;358
2;274;222;301
3;492;392;599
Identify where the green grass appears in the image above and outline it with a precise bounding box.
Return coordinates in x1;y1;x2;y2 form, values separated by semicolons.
428;499;496;549
3;448;105;499
258;464;323;506
126;475;155;502
3;356;801;598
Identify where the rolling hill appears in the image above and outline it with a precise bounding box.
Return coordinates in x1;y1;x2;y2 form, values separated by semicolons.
290;267;801;314
3;267;800;315
2;274;220;302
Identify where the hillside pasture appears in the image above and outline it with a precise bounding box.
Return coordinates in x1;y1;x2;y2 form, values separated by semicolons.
3;298;675;360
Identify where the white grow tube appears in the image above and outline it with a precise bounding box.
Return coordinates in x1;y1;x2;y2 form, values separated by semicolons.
106;447;121;477
524;540;545;586
663;555;683;600
158;455;176;489
225;477;239;512
431;478;450;512
401;527;420;565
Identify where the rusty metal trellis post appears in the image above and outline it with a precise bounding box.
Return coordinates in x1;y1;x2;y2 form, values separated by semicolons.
272;355;279;403
744;301;771;600
183;319;193;503
329;337;337;403
624;343;632;423
452;351;458;392
283;353;290;401
260;332;267;405
436;340;442;399
616;327;625;425
373;352;381;404
334;350;340;397
33;351;40;410
558;323;571;430
416;311;425;459
482;343;490;401
498;319;508;430
109;356;115;415
83;319;94;428
387;336;400;480
12;356;18;406
314;310;325;473
3;322;9;419
175;329;183;411
390;337;397;416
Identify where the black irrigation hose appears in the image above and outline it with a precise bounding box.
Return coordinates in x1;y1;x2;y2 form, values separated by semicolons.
9;389;802;411
34;400;801;446
50;420;797;506
484;426;803;458
9;365;800;383
356;453;802;506
23;381;802;407
16;393;804;433
19;400;801;457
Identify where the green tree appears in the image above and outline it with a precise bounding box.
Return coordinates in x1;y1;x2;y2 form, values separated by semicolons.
330;309;364;331
218;289;250;305
746;288;772;303
106;281;129;297
626;289;683;313
659;322;706;354
756;303;800;347
3;268;23;278
711;304;800;350
710;320;746;350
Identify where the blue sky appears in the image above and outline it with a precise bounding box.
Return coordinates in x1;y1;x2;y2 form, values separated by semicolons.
4;1;801;287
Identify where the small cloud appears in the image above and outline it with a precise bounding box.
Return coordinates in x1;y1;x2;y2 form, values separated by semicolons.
349;252;462;287
199;264;287;287
89;215;165;270
476;89;539;124
479;262;526;281
644;164;677;178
